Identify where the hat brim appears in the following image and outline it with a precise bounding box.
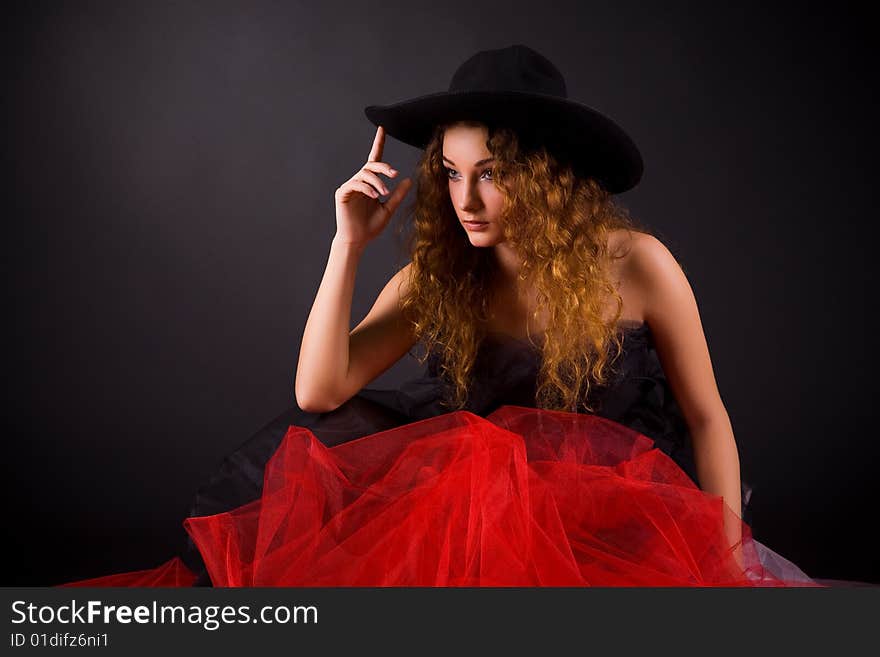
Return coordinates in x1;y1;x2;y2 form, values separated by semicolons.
364;90;643;193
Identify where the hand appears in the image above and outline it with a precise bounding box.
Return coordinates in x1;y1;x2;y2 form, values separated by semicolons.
334;125;413;247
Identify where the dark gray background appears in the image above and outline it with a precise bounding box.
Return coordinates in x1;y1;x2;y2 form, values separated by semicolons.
6;0;877;585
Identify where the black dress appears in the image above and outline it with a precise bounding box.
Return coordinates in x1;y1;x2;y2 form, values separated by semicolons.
178;320;781;586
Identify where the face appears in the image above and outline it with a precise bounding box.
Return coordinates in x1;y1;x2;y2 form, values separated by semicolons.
442;123;506;246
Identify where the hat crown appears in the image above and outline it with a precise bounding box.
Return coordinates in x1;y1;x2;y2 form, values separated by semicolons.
365;43;643;193
448;44;568;98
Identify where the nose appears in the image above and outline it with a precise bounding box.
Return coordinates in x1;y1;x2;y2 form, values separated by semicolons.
457;181;483;213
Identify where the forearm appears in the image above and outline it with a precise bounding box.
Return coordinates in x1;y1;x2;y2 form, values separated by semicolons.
690;414;744;557
295;236;365;411
691;414;742;516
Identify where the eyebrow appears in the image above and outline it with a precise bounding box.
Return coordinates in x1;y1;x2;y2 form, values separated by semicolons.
442;155;496;167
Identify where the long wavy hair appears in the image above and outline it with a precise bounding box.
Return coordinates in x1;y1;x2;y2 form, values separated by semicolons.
393;119;654;412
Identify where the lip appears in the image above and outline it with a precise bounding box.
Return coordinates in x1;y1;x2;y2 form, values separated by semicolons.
463;221;489;231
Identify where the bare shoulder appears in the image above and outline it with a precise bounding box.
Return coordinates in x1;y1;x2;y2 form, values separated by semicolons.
607;227;638;256
621;233;729;427
607;229;670;266
351;261;414;338
396;261;414;296
622;232;689;313
602;228;658;323
605;228;665;274
385;260;413;297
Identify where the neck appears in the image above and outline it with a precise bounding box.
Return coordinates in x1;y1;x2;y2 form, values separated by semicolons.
492;242;522;285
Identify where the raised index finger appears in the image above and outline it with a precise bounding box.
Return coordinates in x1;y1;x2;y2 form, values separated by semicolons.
368;125;385;162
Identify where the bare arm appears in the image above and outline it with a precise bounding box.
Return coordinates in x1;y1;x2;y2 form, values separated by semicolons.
629;233;744;565
295;254;417;413
294;236;365;412
295;125;413;413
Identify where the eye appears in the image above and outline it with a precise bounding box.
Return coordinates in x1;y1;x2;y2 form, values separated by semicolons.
445;167;494;181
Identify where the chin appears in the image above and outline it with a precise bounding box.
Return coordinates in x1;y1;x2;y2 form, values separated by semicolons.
465;233;498;246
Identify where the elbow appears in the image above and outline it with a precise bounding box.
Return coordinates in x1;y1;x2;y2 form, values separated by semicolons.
296;396;336;414
294;386;342;415
294;369;351;414
682;398;732;435
689;409;733;435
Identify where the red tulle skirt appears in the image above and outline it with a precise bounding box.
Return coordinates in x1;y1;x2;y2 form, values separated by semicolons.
59;406;819;587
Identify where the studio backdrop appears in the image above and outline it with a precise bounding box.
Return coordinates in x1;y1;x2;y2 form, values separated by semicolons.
5;0;876;585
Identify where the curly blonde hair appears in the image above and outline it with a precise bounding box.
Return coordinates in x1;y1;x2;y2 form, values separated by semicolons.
392;119;654;412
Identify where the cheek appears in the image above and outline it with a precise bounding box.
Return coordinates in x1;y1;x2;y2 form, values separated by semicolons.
447;183;459;205
487;190;505;215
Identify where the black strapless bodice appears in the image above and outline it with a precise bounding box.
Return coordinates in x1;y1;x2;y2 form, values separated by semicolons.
182;321;750;584
378;322;699;485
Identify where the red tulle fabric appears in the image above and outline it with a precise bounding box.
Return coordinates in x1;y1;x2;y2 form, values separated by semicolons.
59;556;196;587
60;406;819;587
186;405;807;587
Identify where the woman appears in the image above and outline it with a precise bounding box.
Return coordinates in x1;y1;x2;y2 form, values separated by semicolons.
62;44;819;587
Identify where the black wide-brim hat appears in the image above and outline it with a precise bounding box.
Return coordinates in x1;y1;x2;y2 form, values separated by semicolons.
364;44;643;194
